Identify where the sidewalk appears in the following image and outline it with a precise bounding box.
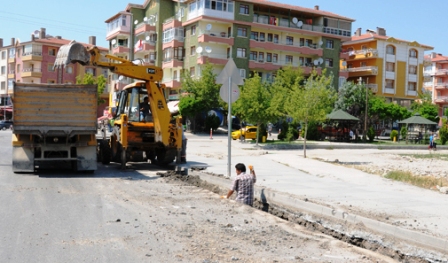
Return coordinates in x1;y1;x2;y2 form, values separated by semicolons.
185;131;448;256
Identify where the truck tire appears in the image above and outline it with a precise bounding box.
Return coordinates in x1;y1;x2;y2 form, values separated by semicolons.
156;148;175;166
100;140;111;165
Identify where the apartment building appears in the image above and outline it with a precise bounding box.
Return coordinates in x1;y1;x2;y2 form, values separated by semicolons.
424;52;448;122
105;0;354;102
0;28;109;118
341;27;433;108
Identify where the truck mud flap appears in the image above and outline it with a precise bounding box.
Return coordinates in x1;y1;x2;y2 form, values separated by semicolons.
76;146;97;172
12;147;34;173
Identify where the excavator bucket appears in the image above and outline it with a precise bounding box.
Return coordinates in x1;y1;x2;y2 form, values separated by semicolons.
54;40;91;69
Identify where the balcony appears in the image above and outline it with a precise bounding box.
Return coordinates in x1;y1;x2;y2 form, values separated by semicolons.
435;83;448;89
250;40;323;56
134;23;156;36
106;24;131;40
248;59;282;71
366;83;378;93
21;52;42;62
135;42;156;54
162;57;184;68
345;66;378;76
198;30;234;46
435;96;448;103
8;57;15;63
197;54;228;66
433;69;448;76
21;67;42;78
346;49;378;60
7;70;15;79
162;78;181;89
162;16;182;31
111;45;130;55
423;59;432;67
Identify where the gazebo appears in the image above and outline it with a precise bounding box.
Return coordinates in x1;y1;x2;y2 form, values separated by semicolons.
398;113;437;142
321;109;359;141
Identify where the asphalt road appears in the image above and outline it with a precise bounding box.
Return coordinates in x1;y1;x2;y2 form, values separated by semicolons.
0;130;395;263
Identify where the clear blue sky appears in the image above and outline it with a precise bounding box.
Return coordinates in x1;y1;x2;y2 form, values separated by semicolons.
1;0;447;55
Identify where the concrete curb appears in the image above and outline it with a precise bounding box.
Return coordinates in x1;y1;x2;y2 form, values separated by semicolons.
247;143;447;151
197;172;448;255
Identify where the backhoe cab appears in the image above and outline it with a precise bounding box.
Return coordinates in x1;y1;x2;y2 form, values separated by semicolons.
54;41;183;168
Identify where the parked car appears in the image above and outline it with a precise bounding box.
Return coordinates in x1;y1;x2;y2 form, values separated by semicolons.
0;120;13;130
231;126;258;140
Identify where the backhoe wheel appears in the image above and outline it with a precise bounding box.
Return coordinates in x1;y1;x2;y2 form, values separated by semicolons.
155;148;168;166
121;149;126;169
100;140;111;165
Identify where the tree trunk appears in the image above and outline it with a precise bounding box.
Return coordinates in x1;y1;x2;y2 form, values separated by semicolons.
256;123;259;146
303;122;308;158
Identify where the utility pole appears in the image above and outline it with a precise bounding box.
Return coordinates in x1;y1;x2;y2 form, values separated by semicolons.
364;78;369;142
129;12;135;61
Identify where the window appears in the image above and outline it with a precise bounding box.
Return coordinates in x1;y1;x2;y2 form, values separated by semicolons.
249;51;257;61
408;82;416;91
325;58;333;68
239;4;249;14
48;48;56;56
191;25;196;36
1;51;5;60
300;38;304;46
190;67;195;77
339;77;346;88
386;62;395;72
239;69;246;78
1;81;5;90
385;79;394;89
48;63;55;72
266;53;272;62
286;36;293;45
305;39;313;47
273;54;278;63
17;64;21;72
273;34;279;44
286;55;293;64
326;39;334;49
258;52;264;62
250;31;258;41
237;27;247;37
259;33;265;42
386;45;395;55
409;49;417;58
121;15;127;26
0;66;5;75
65;66;73;74
299;57;304;66
190;46;196;56
85;68;96;75
237;48;246;58
409;65;417;74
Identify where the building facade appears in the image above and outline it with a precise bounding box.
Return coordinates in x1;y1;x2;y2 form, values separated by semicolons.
424;52;448;121
341;27;433;108
0;28;109;118
105;0;354;102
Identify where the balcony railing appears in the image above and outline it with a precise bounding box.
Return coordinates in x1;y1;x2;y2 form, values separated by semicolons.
23;67;41;72
163;57;184;63
198;29;230;38
434;69;448;75
435;82;448;89
435;96;448;103
345;66;378;74
22;51;42;56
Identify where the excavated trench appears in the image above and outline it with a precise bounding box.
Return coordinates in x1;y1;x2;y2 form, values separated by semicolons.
160;170;446;263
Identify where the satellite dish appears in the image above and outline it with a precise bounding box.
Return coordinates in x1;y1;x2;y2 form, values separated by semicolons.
342;61;347;66
318;58;324;64
205;46;212;53
206;24;212;31
143;17;148;22
313;60;319;66
297;21;303;27
111;39;117;45
145;35;150;41
118;75;124;81
134;20;138;25
292;17;298;24
196;46;203;54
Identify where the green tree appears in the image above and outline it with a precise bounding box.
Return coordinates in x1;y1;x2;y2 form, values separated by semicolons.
76;73;106;105
233;73;274;145
287;70;337;158
179;63;223;132
411;92;439;122
439;118;448;145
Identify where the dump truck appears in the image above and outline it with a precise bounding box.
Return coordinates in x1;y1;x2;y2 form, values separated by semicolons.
12;82;98;173
53;41;183;169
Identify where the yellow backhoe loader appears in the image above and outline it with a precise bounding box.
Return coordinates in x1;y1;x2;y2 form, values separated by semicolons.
54;41;182;169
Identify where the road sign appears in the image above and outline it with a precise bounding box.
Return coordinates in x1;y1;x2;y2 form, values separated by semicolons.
219;85;240;103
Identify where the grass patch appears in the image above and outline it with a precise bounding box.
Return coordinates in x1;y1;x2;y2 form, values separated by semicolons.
384;171;445;189
400;153;448;161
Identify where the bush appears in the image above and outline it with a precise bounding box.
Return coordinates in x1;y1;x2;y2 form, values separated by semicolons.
367;126;375;142
204;114;220;132
440;118;448;145
390;130;398;141
400;126;407;141
301;122;320;141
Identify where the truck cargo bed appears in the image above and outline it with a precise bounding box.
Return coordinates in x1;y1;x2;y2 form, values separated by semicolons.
13;83;98;136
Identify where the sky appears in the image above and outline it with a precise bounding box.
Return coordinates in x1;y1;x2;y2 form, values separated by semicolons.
1;0;448;55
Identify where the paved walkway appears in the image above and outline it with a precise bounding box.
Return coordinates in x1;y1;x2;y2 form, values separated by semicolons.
185;131;448;256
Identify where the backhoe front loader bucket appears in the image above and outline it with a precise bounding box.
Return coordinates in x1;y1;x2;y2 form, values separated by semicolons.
54;40;91;69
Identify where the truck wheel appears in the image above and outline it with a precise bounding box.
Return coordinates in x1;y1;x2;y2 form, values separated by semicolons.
100;140;111;165
120;149;126;169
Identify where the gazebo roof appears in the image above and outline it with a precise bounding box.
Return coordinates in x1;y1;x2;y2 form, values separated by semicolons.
326;109;359;121
398;113;437;125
